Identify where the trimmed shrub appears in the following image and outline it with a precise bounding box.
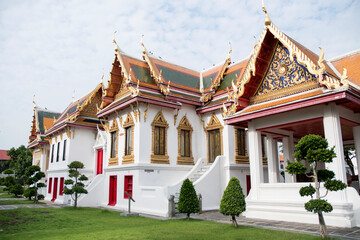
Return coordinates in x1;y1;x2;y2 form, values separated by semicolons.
178;178;200;220
219;177;246;227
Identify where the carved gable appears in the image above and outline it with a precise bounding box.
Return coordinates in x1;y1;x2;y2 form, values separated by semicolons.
251;43;318;104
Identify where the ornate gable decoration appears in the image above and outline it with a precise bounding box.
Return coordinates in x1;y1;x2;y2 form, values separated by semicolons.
206;114;223;131
123;112;135;128
251;43;318;104
151;111;169;128
109;119;119;132
177;115;193;131
222;1;349;117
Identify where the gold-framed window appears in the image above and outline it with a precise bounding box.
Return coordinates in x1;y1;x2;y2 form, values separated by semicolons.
235;128;249;164
109;119;119;166
261;135;267;165
177;116;194;165
122;112;134;164
205;114;223;163
150;111;169;164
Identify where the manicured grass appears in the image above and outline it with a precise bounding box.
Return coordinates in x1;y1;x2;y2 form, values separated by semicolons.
0;193;23;198
0;207;323;240
0;200;44;205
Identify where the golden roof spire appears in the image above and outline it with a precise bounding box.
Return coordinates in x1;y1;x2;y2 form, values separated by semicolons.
32;95;37;109
262;0;271;26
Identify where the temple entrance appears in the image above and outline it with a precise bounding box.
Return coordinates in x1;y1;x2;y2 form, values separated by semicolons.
208;129;221;163
108;175;117;206
52;177;58;202
96;149;103;175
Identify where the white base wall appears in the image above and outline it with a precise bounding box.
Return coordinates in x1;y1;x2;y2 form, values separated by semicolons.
245;183;360;228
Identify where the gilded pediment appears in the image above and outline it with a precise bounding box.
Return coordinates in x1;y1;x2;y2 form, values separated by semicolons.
251;43;318;104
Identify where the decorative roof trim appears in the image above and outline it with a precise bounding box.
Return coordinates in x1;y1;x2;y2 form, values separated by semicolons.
141;41;170;96
222;1;349;118
201;44;232;103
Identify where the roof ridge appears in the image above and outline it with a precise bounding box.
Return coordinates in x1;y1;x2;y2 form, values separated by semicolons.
329;48;360;62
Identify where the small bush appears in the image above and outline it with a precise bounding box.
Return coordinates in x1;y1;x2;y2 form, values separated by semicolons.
10;184;24;197
178;178;200;220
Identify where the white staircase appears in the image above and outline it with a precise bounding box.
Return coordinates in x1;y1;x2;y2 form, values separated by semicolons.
190;165;211;182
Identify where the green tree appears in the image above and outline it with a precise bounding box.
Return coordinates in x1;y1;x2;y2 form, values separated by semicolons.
219;177;246;227
178;178;200;220
10;183;24;197
8;145;32;185
63;161;88;207
344;146;355;177
3;169;15;194
24;165;46;203
286;135;347;239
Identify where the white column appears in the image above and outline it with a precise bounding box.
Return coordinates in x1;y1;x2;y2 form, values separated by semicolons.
323;103;347;183
267;136;279;183
283;132;295;183
353;126;360;182
248;121;263;199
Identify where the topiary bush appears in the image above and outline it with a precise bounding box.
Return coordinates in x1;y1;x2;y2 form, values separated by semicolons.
177;178;200;220
63;161;88;207
25;165;46;203
219;177;246;227
10;183;24;197
286;134;347;239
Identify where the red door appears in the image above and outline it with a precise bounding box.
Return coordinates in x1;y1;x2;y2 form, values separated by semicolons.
124;175;133;199
246;175;251;196
108;176;117;206
48;178;52;193
52;178;58;202
97;149;103;175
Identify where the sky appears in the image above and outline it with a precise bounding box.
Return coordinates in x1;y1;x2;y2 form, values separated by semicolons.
0;0;359;150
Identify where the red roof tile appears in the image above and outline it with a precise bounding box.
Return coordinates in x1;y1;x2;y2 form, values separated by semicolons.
331;51;360;87
0;150;10;161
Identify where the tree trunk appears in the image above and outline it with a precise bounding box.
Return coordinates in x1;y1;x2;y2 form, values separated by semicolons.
186;213;190;220
232;216;238;227
318;212;329;239
75;193;77;208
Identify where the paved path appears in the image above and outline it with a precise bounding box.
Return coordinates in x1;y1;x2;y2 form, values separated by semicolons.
189;211;360;240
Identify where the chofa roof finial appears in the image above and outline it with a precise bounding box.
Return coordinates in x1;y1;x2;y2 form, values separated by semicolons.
32;95;37;108
262;0;271;26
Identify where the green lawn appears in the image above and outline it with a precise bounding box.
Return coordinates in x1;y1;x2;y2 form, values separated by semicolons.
0;200;44;205
0;207;323;240
0;193;23;198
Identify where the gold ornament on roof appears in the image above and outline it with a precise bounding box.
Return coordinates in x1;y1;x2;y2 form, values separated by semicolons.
262;0;271;26
340;67;349;88
144;103;149;122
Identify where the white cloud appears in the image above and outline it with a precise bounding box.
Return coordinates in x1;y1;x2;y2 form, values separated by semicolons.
0;0;359;149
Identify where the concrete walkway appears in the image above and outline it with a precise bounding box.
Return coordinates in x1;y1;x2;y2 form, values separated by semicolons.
189;211;360;240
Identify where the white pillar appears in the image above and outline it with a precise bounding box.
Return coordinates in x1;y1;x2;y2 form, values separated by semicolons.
267;136;279;183
248;121;264;199
283;132;295;183
353;126;360;182
323;103;347;183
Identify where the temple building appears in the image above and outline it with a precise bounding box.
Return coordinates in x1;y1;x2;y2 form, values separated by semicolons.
28;4;360;227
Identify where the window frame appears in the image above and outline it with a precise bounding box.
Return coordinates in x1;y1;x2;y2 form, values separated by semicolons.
50;144;54;163
56;142;60;162
109;119;119;166
205;114;223;164
234;127;249;164
122;112;135;164
176;116;194;165
150;111;169;164
62;139;67;161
